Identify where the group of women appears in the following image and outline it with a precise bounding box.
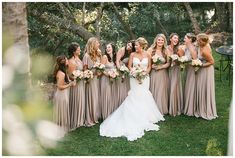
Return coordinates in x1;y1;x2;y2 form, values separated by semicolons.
53;32;217;133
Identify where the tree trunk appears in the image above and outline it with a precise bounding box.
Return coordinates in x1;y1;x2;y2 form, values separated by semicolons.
112;3;136;40
184;2;201;34
214;2;228;32
95;3;104;40
228;2;233;32
3;2;31;87
155;18;168;37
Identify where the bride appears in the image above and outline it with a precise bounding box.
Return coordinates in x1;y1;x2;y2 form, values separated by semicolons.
100;37;165;141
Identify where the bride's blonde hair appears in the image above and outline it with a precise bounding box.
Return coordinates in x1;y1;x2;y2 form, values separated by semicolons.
136;37;148;50
84;37;102;62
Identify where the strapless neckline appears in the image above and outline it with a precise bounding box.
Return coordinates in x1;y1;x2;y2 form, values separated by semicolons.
133;57;148;62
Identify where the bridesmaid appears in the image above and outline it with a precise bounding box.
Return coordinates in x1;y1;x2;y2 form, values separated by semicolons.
148;34;170;115
82;37;102;126
100;43;117;119
115;40;135;106
179;33;198;116
195;33;218;120
53;55;76;132
167;33;183;116
67;42;85;130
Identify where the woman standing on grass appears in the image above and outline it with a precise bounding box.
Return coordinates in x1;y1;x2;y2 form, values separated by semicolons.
167;33;183;116
53;55;76;132
67;42;85;130
195;33;217;120
82;37;102;126
148;34;170;115
115;40;135;106
100;43;117;119
179;33;198;116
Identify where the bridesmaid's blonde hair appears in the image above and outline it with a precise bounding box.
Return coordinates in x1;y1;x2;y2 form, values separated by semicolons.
84;37;102;62
150;34;167;57
136;37;148;50
197;33;209;45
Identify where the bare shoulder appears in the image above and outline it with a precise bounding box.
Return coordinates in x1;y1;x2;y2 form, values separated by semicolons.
130;52;136;58
57;70;65;78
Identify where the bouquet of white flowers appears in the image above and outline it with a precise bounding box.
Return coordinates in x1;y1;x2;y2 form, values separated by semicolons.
178;56;191;69
130;65;148;84
169;54;179;67
93;62;105;73
152;54;165;65
107;69;119;84
72;70;84;82
119;65;130;82
191;59;203;72
83;70;94;83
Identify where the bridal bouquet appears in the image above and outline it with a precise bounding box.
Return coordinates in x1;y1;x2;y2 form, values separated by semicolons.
83;69;94;83
107;68;119;84
152;54;165;65
119;65;130;82
169;54;179;67
93;62;105;73
72;70;84;82
130;65;148;84
192;59;203;72
178;56;191;70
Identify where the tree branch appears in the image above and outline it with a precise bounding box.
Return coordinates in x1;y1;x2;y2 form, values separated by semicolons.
30;10;94;41
112;2;136;40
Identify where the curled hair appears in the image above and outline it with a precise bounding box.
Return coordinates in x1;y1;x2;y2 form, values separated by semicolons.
104;43;116;65
84;37;102;62
136;37;148;50
68;42;80;59
197;33;209;44
150;33;167;58
169;33;180;54
53;55;69;84
186;33;196;43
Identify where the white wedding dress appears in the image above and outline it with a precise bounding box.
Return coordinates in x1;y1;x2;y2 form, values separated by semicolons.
100;57;165;141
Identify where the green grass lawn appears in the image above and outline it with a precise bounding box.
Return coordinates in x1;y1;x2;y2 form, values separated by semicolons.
45;49;232;156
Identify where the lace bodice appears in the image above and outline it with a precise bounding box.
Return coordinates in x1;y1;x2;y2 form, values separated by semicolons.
133;57;148;70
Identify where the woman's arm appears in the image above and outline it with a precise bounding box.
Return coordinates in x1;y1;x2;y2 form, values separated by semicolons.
177;45;185;57
146;53;152;74
56;71;74;90
188;44;197;60
116;47;125;69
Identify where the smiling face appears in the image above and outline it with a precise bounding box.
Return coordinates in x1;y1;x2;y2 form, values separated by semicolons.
170;35;179;46
94;40;100;50
106;44;113;55
156;36;165;47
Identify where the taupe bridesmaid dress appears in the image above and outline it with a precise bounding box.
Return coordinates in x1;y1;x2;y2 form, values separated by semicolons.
100;62;116;119
69;60;85;130
168;59;183;116
150;54;169;115
53;83;70;132
116;57;130;107
195;49;218;120
82;53;100;126
183;48;196;116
